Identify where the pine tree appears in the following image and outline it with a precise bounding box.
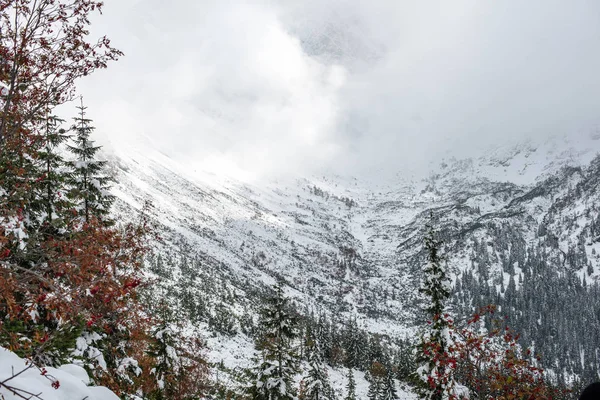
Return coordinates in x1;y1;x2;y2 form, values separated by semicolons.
343;319;360;369
248;283;299;400
301;333;335;400
146;318;178;400
368;336;385;366
36;114;71;231
414;223;451;400
315;313;333;363
67;98;114;223
382;370;398;400
366;375;381;400
395;339;414;381
366;362;386;400
344;368;357;400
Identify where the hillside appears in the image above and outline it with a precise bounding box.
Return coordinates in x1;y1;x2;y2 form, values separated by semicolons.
106;131;600;390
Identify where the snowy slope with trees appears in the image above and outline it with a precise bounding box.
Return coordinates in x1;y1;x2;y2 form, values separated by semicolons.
1;1;599;397
102;130;600;395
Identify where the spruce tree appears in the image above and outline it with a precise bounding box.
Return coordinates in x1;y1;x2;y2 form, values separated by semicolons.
344;368;357;400
146;319;178;399
366;362;386;400
414;224;451;400
395;339;414;381
36;114;71;231
0;111;77;360
67;99;113;223
248;283;299;400
366;375;381;400
301;333;335;400
316;313;333;363
382;370;398;400
343;319;360;369
0;117;49;266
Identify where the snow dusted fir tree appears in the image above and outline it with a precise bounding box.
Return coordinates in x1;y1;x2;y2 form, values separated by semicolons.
382;370;398;400
248;282;299;400
36;114;71;231
414;223;452;400
146;305;179;400
366;362;386;400
67;98;114;223
8;113;72;270
299;329;335;400
344;368;356;400
343;319;361;369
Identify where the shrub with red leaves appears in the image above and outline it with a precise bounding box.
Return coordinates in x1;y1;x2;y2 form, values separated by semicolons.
0;1;209;398
417;305;571;399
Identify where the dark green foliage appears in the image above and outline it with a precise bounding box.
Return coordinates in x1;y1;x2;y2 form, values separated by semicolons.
366;370;382;400
1;318;83;367
209;303;238;336
247;282;299;400
382;370;398;400
343;319;361;369
301;332;335;400
414;224;450;400
453;249;600;387
35;115;72;231
393;339;415;381
66;100;114;223
146;309;178;400
419;225;450;332
344;368;356;400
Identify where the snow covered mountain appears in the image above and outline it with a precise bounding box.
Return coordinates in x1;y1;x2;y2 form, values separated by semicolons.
106;130;600;386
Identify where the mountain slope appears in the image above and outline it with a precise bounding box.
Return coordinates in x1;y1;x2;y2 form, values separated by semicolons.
107;132;600;385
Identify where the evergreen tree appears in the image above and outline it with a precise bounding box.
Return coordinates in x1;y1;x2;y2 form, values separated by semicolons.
366;362;386;400
414;224;451;400
36;114;71;231
395;339;415;381
67;98;113;223
248;283;299;400
344;368;357;400
366;377;381;400
315;313;333;363
146;318;178;399
366;374;377;400
343;319;360;369
382;370;398;400
208;302;237;336
368;336;385;366
0;119;49;267
301;333;335;400
142;299;208;400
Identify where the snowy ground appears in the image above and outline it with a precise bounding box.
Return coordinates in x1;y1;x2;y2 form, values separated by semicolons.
0;347;119;400
205;330;417;399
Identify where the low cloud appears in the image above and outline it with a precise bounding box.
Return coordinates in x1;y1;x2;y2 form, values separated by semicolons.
79;0;600;181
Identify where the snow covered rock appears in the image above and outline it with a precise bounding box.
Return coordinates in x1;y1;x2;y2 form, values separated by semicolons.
0;347;119;400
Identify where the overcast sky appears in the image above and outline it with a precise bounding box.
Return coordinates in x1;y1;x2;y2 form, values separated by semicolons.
78;0;600;181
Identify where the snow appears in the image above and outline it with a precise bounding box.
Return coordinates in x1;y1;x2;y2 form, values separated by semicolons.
328;367;417;400
58;364;90;385
0;81;8;96
102;128;600;397
0;347;119;400
73;331;107;370
5;216;29;250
